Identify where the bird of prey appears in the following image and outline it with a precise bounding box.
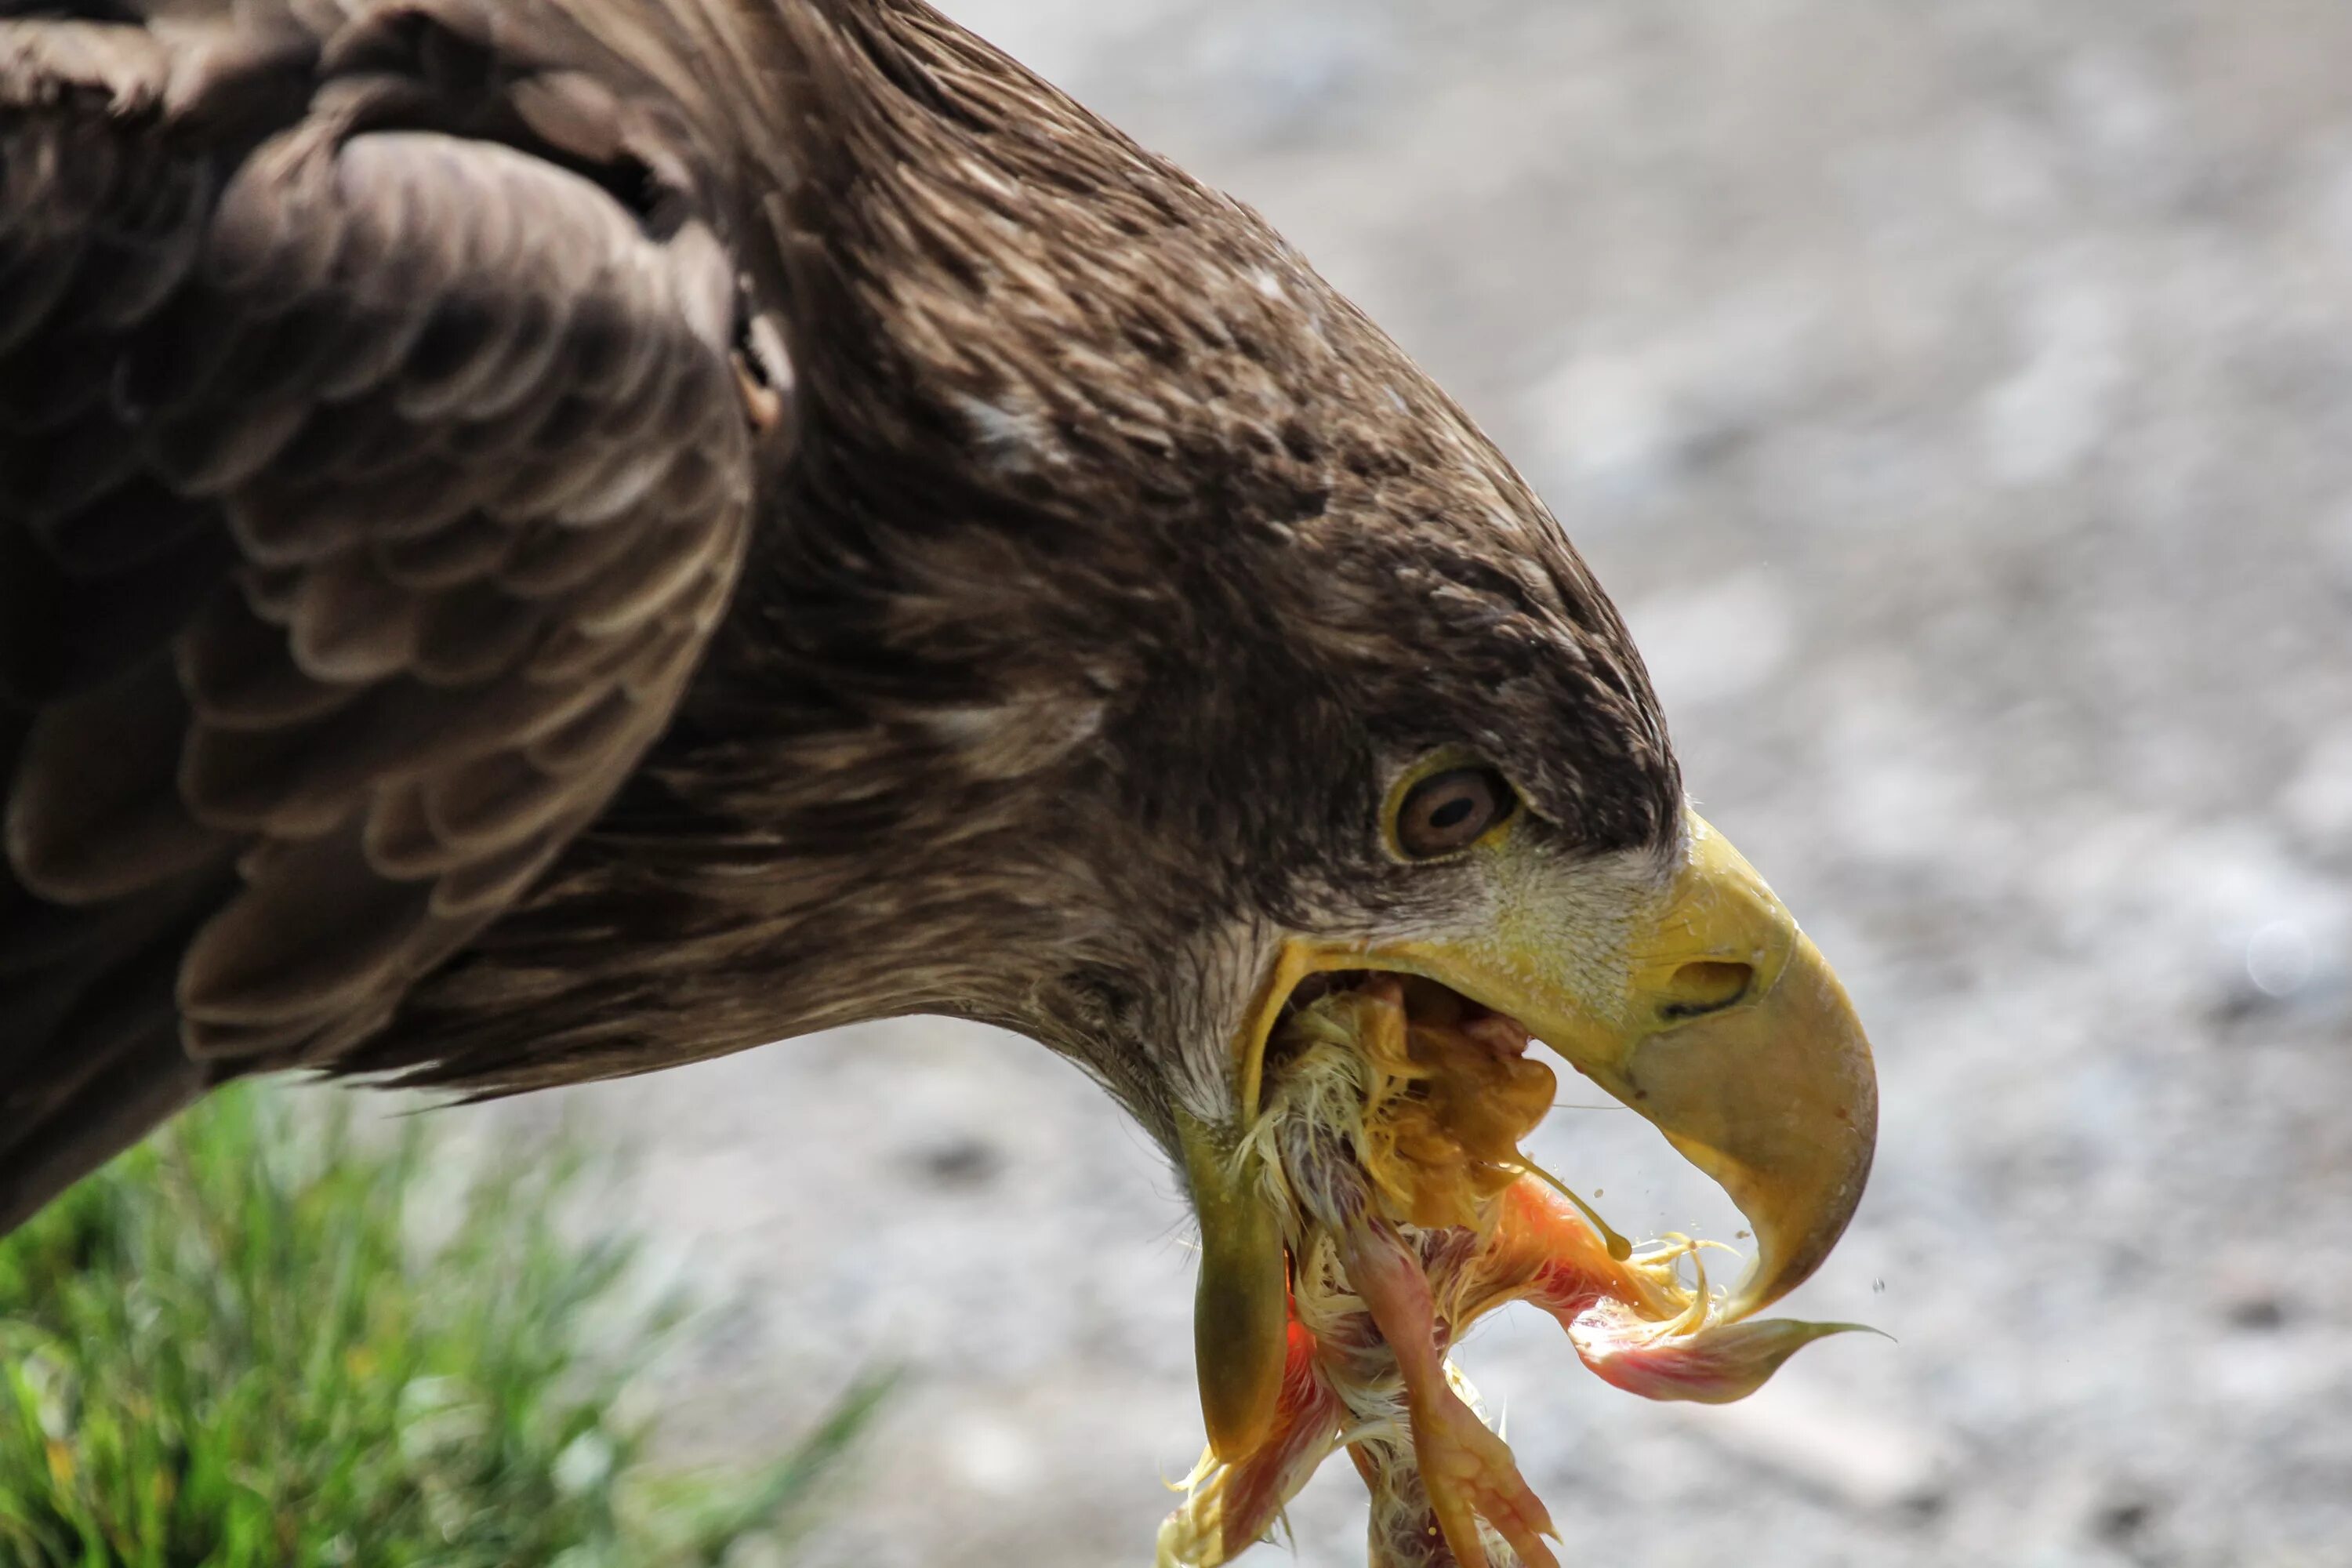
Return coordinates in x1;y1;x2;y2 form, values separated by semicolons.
0;1;1876;1559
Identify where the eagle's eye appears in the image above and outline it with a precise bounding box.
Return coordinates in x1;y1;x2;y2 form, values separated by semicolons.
1393;765;1516;858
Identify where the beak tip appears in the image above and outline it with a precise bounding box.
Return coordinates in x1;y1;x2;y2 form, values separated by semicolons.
1657;928;1878;1322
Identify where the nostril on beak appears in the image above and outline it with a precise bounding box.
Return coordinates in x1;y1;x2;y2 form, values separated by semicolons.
1660;960;1753;1020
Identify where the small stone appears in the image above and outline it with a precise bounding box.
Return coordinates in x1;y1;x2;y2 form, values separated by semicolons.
2225;1296;2288;1333
915;1136;1003;1189
2092;1493;2155;1544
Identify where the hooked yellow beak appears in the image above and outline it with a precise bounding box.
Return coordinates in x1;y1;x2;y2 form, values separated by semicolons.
1182;811;1877;1461
1598;818;1877;1316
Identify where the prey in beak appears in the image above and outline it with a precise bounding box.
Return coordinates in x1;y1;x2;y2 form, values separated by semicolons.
1167;807;1878;1566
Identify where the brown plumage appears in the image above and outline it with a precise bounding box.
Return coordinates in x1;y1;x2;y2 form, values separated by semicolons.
0;1;1674;1237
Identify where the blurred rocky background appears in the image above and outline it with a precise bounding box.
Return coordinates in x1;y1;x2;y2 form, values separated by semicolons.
463;3;2352;1564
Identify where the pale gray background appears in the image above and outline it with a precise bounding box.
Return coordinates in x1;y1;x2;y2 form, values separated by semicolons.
449;4;2352;1564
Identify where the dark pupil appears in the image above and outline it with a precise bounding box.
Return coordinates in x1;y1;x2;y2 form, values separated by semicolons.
1428;797;1475;829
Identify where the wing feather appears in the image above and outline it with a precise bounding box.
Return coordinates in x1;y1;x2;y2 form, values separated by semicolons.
0;11;770;1228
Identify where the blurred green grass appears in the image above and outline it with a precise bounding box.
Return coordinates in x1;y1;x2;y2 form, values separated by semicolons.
0;1084;887;1567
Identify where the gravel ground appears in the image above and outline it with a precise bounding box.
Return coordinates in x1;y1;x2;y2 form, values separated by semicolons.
445;4;2352;1564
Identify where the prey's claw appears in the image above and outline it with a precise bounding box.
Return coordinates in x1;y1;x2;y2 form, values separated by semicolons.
1341;1223;1557;1568
1410;1388;1558;1568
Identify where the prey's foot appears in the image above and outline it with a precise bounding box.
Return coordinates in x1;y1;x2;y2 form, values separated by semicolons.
1403;1381;1557;1568
1356;1428;1534;1568
1339;1221;1557;1568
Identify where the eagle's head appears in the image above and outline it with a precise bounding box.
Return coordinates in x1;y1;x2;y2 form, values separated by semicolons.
684;0;1882;1467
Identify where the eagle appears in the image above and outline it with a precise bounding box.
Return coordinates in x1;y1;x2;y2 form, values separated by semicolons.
0;2;1876;1560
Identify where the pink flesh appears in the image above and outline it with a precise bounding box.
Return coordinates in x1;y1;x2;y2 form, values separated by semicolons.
1465;1178;1862;1405
1186;1178;1853;1559
1454;1178;1681;1330
1166;1154;1859;1562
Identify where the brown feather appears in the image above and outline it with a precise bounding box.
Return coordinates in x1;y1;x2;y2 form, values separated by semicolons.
1;2;765;1218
